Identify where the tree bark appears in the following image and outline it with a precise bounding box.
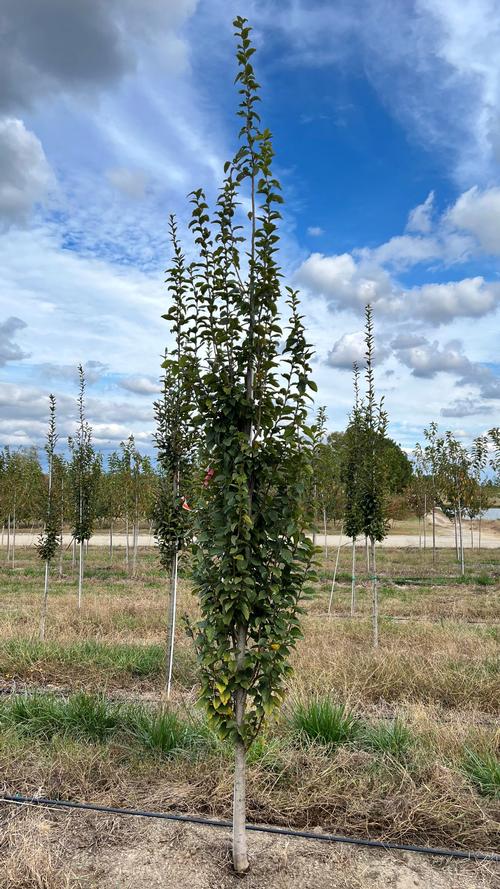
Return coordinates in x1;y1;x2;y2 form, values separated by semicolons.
165;548;178;698
350;537;356;616
233;624;249;874
327;525;342;615
78;539;84;609
423;494;427;550
432;500;436;567
371;539;378;648
40;560;50;640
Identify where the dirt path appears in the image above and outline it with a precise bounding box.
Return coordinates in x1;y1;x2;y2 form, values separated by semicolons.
7;530;500;549
2;808;499;889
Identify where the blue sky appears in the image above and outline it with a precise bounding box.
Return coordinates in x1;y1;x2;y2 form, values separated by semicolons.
0;0;499;456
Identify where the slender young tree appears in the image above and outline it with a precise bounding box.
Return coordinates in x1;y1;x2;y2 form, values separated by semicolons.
165;18;315;873
68;365;101;608
36;395;61;640
342;362;364;616
358;305;389;648
154;278;197;697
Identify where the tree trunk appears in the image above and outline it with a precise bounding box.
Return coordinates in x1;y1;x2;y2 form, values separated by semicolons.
40;560;50;641
457;499;465;576
479;512;482;551
327;525;342;615
470;517;473;550
423;494;427;550
165;549;178;698
125;516;129;571
371;539;378;649
418;516;421;549
6;514;10;562
323;507;328;560
78;539;84;609
233;624;249;874
365;535;369;572
58;536;64;578
350;538;356;616
132;521;138;576
454;510;459;561
12;505;16;569
109;520;113;566
432;500;436;567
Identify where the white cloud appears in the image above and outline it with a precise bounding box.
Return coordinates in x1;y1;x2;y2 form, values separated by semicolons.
446;185;500;254
307;225;324;236
0;118;53;226
119;375;162;395
441;397;493;417
407;191;435;233
0;316;30;365
394;337;470;378
326;330;390;369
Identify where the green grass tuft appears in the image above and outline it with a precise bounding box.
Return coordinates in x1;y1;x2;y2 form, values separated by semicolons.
463;748;500;798
360;719;414;758
290;697;361;749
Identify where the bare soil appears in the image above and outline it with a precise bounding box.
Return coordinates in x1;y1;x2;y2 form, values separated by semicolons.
1;807;499;889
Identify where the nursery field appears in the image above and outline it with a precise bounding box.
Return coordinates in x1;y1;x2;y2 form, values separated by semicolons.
0;544;499;887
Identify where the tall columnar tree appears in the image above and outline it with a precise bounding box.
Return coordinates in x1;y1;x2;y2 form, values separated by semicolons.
358;305;389;648
36;395;61;639
342;362;364;615
164;18;315;873
68;365;101;608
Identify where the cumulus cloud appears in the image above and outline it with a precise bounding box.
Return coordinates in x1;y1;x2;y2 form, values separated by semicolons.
326;330;390;369
412;277;500;325
441;397;493;417
118;375;162;395
394;337;470;379
446;186;500;254
0;118;53;226
0;316;30;365
0;0;197;112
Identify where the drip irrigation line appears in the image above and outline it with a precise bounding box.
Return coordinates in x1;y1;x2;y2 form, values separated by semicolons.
1;794;499;863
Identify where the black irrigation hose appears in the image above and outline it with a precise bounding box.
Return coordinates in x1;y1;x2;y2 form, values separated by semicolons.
2;794;499;864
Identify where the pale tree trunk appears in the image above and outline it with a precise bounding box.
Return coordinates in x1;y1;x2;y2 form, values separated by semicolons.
418;516;422;549
365;535;369;572
423;494;427;550
350;538;356;616
12;504;16;568
454;510;459;561
233;624;249;875
312;483;317;547
78;539;84;609
327;525;343;615
132;520;138;576
58;538;64;578
40;560;50;640
165;548;179;699
478;513;482;551
109;521;113;566
470;517;474;550
6;515;10;562
457;499;465;576
125;515;130;572
371;539;379;649
432;500;436;567
323;508;328;560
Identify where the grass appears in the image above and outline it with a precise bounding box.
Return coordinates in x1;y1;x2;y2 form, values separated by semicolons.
290;698;362;748
1;544;500;855
463;748;500;798
360;719;415;759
